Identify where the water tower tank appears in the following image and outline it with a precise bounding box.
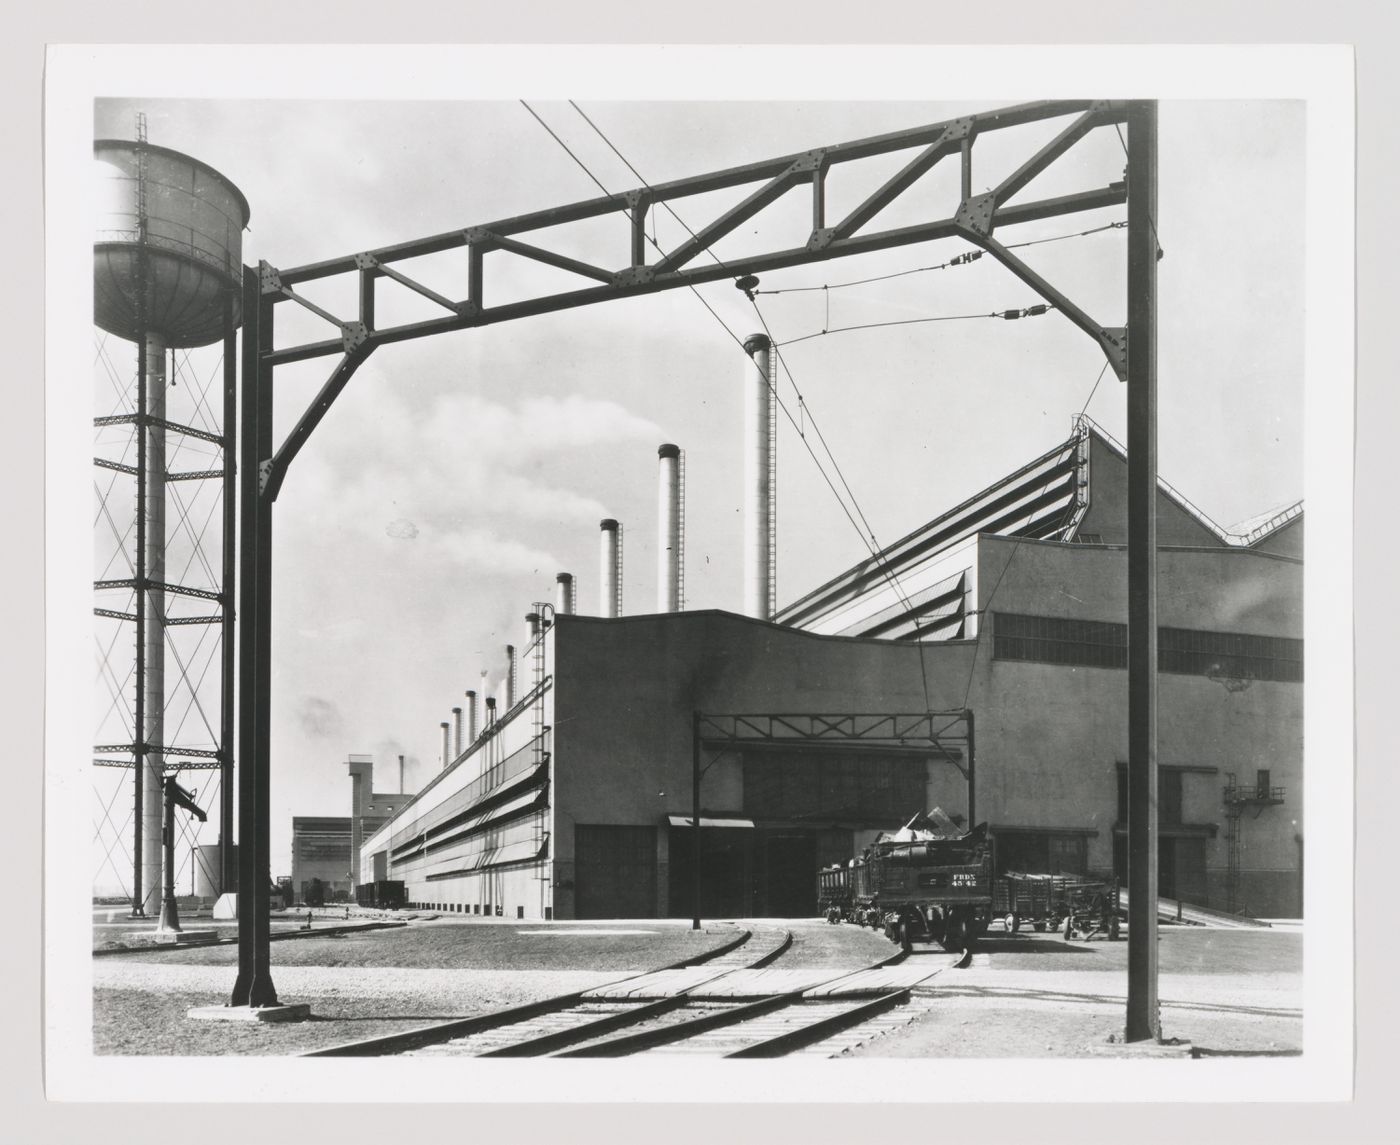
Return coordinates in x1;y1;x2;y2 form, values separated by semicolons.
93;140;251;347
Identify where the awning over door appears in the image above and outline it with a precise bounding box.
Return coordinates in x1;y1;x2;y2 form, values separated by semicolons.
666;815;755;829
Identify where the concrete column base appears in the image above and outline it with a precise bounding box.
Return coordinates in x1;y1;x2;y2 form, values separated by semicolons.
153;928;219;945
188;1003;312;1023
1088;1037;1193;1058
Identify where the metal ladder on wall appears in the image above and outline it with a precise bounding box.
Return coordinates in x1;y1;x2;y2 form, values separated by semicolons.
677;449;687;611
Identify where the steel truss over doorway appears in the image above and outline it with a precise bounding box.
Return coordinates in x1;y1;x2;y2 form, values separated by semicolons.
696;711;973;793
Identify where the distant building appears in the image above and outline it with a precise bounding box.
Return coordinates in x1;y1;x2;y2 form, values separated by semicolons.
289;817;352;903
360;418;1303;921
289;756;415;902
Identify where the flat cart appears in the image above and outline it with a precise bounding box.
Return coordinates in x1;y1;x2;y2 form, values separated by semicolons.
994;873;1121;940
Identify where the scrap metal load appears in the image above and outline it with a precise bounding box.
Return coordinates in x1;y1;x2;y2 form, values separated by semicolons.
819;809;993;953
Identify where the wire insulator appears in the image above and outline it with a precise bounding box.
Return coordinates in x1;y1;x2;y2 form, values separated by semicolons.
950;251;983;266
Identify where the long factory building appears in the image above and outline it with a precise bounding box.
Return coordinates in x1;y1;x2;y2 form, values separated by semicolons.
354;397;1304;923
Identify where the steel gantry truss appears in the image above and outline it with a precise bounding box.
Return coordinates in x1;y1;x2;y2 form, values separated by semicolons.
231;99;1160;1040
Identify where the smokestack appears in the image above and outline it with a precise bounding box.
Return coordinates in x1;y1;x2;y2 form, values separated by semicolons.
466;690;479;742
525;612;541;638
485;696;497;727
555;572;575;616
506;645;517;708
657;444;681;612
452;707;463;758
599;519;622;618
398;753;405;795
440;721;450;771
742;333;775;620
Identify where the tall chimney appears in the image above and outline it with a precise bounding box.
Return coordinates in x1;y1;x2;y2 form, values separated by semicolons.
506;645;517;708
398;753;405;795
657;444;682;613
599;519;622;618
525;612;541;638
742;333;775;620
440;721;450;771
485;696;497;727
555;572;575;616
466;690;479;742
452;706;463;758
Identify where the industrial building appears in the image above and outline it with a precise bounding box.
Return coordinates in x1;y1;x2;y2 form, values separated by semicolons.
291;755;413;902
357;350;1304;922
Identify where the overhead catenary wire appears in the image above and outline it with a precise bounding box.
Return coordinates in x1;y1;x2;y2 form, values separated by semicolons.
559;102;951;713
524;100;902;583
552;100;934;637
775;304;1055;349
753;221;1125;296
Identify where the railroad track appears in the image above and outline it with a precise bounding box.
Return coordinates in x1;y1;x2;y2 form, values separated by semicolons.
305;925;952;1060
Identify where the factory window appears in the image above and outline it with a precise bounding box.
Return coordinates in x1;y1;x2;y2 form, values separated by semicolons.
743;754;927;821
1158;626;1303;683
992;612;1126;669
993;613;1302;683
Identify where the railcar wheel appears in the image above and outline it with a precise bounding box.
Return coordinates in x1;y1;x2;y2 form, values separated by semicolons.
939;916;966;954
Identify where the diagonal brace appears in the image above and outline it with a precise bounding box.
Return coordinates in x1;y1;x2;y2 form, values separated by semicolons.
993;101;1126;207
651;158;814;275
965;233;1128;380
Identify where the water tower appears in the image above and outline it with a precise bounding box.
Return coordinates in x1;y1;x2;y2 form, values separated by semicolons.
93;126;249;916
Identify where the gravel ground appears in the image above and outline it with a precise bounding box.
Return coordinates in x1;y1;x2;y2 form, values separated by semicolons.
92;918;1301;1059
92;919;757;1055
848;927;1303;1058
93;968;626;1056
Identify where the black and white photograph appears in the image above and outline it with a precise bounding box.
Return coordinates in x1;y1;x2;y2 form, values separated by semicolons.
39;40;1356;1114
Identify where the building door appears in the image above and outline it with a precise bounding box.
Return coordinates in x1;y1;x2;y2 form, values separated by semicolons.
667;827;751;919
764;835;817;917
574;825;657;920
1157;837;1207;904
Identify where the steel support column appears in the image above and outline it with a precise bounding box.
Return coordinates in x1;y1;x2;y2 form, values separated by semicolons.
130;330;147;917
964;708;976;827
232;265;278;1007
1124;100;1160;1044
220;291;237;895
691;710;701;931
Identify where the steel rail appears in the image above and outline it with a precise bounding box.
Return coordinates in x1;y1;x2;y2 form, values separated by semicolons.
724;988;913;1058
300;926;763;1058
302;929;926;1059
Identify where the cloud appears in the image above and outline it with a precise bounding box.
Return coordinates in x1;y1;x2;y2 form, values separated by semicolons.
296;696;344;738
431;528;559;574
289;386;657;578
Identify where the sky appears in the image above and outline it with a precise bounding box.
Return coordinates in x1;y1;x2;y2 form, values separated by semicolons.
87;95;1305;885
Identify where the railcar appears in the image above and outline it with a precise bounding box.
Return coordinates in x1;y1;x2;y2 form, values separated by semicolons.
993;872;1120;940
819;819;995;953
